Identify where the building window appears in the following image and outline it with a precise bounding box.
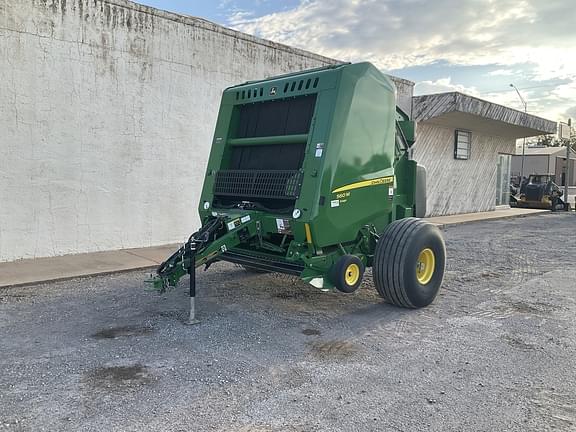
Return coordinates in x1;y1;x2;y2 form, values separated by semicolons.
454;130;471;160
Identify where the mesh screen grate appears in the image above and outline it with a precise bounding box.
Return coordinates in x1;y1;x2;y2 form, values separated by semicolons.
214;170;303;200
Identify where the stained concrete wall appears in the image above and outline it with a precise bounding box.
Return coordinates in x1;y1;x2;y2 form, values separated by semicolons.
511;152;576;185
0;0;414;262
511;155;550;177
414;122;515;216
555;158;576;186
0;0;339;262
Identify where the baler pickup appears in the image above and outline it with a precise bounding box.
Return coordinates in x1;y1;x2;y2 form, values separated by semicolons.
149;62;446;323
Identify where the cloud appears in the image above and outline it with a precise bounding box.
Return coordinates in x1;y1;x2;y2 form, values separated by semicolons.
228;0;576;120
228;10;256;22
488;69;516;76
565;106;576;120
228;0;574;69
414;78;480;97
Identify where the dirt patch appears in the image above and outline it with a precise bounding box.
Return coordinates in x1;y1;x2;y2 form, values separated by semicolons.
302;328;321;336
501;335;537;351
0;293;35;304
480;270;501;279
85;364;151;390
92;325;154;339
509;301;559;314
308;340;358;359
493;301;560;316
275;290;314;300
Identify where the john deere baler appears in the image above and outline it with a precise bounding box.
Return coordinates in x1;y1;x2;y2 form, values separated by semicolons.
149;62;445;323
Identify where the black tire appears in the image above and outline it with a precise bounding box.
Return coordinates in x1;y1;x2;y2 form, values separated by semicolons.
373;218;445;308
330;255;365;293
551;196;558;212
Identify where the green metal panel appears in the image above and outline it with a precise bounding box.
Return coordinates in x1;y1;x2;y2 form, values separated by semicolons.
309;63;396;246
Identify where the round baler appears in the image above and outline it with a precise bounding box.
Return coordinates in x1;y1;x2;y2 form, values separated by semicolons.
148;62;445;322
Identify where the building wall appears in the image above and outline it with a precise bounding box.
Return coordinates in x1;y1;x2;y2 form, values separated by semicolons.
414;123;515;216
0;0;415;262
511;151;576;185
511;155;550;177
554;157;576;186
0;0;341;262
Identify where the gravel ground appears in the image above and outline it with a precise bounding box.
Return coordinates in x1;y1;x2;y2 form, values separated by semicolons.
1;213;575;432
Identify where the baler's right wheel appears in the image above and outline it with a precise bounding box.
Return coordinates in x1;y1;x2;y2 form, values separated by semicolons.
373;218;445;308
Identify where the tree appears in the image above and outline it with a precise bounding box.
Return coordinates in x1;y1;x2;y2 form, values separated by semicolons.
534;125;576;152
535;134;555;146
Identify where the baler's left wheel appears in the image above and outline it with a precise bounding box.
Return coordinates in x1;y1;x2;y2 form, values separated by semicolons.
330;255;365;293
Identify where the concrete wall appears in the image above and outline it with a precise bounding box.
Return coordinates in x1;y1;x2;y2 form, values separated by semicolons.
511;153;576;185
554;157;576;186
0;0;342;262
511;155;550;177
414;122;515;216
0;0;415;263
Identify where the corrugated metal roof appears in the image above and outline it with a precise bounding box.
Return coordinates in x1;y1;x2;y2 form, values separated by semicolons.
412;92;557;138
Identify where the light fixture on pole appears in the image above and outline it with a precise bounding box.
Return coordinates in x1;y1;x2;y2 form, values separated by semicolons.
510;83;528;184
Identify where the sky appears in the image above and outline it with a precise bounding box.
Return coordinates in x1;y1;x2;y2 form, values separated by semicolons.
137;0;576;123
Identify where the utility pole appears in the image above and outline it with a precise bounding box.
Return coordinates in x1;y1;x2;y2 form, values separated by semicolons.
510;84;528;183
565;118;572;208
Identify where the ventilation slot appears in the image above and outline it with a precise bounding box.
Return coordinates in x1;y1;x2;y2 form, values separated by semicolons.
214;170;303;200
281;78;320;94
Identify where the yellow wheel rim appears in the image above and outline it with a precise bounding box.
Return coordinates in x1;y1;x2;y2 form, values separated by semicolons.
344;263;360;286
416;248;435;285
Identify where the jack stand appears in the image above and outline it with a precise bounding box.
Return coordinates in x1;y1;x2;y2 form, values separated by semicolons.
186;244;200;326
187;296;200;325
